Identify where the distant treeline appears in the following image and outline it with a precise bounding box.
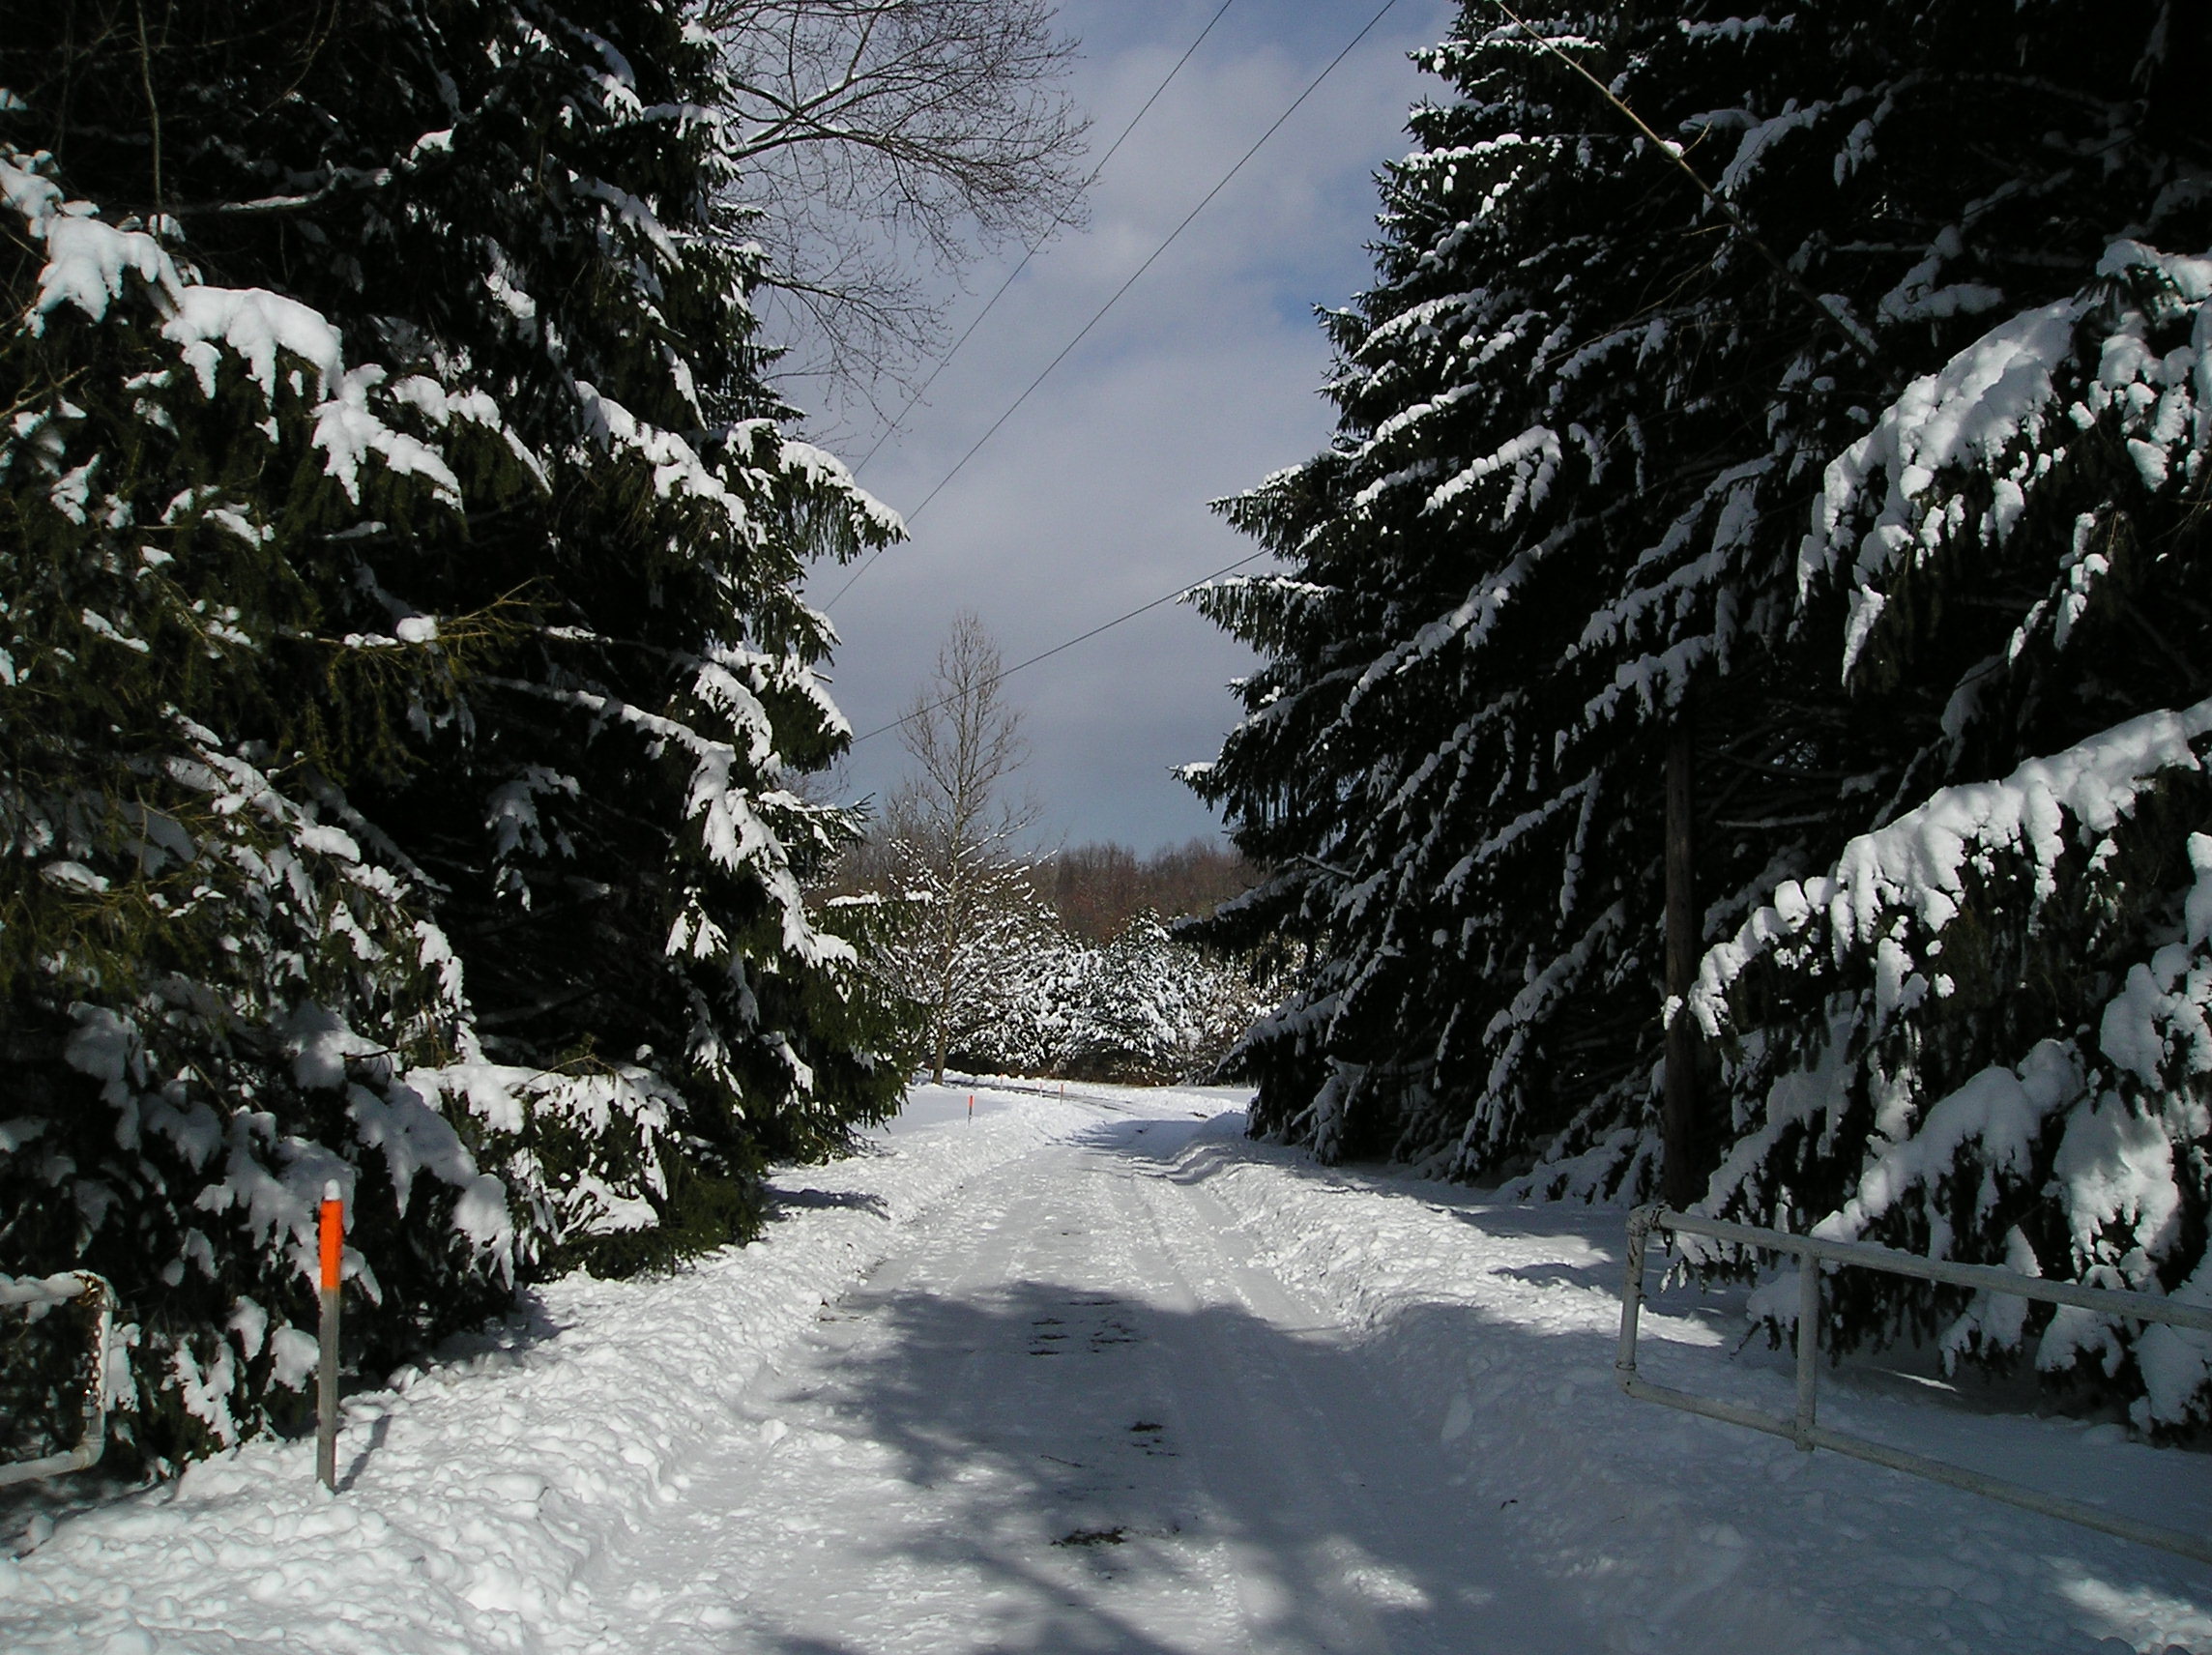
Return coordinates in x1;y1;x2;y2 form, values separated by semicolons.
1040;839;1256;944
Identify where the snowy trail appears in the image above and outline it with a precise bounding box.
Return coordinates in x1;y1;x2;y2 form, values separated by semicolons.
601;1113;1586;1654
8;1088;2212;1653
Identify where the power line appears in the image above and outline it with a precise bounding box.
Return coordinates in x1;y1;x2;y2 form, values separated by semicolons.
849;548;1273;745
823;0;1404;612
847;0;1240;485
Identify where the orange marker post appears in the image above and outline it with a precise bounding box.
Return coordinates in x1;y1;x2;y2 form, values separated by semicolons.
316;1180;342;1491
967;1093;974;1122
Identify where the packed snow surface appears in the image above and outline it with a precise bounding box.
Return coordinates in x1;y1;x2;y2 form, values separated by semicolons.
4;1084;2208;1653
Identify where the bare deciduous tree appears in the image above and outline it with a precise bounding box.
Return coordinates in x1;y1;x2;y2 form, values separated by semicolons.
865;613;1046;1082
700;0;1091;412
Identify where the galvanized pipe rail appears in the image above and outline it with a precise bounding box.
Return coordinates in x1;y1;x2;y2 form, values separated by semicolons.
1617;1205;2212;1566
0;1271;115;1489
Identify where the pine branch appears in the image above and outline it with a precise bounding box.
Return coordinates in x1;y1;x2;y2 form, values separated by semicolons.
1489;1;1878;363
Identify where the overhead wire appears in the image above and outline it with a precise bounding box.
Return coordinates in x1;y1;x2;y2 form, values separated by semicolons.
821;0;1405;612
846;0;1241;484
847;547;1274;746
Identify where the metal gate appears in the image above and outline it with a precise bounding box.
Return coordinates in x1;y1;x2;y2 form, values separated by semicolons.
1616;1206;2212;1565
0;1271;115;1489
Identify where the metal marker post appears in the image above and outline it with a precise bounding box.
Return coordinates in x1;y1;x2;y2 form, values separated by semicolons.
1794;1256;1820;1450
316;1180;342;1491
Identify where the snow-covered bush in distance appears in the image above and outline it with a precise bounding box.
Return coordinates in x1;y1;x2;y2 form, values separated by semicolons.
824;818;1275;1085
1688;244;2212;1430
1060;914;1278;1085
941;911;1282;1087
946;915;1088;1079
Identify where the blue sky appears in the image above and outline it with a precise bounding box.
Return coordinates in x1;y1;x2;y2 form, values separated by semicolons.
802;0;1457;853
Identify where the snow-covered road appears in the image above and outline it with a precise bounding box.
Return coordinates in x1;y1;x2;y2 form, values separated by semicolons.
6;1086;2211;1653
611;1109;1584;1655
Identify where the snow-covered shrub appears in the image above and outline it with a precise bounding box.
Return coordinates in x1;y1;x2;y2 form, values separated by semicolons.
859;837;1060;1080
946;921;1089;1078
939;912;1277;1085
1058;915;1273;1084
0;1274;105;1470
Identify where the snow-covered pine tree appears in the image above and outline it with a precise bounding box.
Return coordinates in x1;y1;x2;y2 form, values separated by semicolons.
1055;914;1271;1084
1189;0;1851;1185
0;138;530;1465
939;915;1079;1079
1691;239;2212;1429
1189;1;2207;1213
67;0;902;1192
3;0;908;1463
873;830;1059;1081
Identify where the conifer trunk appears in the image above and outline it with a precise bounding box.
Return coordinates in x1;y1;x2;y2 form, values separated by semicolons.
1662;716;1700;1208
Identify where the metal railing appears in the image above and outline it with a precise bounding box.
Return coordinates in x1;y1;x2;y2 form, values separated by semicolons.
0;1271;115;1489
1617;1205;2212;1566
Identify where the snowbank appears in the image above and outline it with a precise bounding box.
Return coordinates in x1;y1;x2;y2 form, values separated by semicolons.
1167;1118;2212;1655
0;1093;1091;1652
13;1089;2210;1654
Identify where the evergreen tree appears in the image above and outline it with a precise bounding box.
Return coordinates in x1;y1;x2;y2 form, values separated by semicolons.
1691;244;2212;1431
1059;913;1268;1084
942;913;1086;1078
0;132;528;1465
3;0;906;1466
1193;0;2212;1420
1190;0;2208;1204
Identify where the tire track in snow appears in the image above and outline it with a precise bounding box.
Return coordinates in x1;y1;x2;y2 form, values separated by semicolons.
590;1135;1251;1654
0;1099;1097;1655
1098;1121;1596;1654
588;1108;1600;1655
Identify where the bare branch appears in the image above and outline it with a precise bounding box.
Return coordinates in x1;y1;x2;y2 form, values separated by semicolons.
698;0;1091;410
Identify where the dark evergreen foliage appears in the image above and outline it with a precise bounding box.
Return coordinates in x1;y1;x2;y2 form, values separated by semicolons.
1691;243;2212;1431
1193;0;2209;1183
2;0;905;1467
1192;0;2212;1418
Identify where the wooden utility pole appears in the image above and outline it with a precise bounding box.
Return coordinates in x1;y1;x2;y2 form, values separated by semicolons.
1662;717;1700;1208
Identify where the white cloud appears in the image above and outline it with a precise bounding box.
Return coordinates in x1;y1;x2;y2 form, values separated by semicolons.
805;0;1454;852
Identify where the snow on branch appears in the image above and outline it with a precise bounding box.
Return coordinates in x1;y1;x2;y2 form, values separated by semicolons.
477;674;842;969
1692;697;2212;1036
1691;700;2212;1426
1801;240;2212;685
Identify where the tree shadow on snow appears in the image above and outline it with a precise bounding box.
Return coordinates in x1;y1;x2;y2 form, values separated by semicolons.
698;1211;1585;1652
762;1185;892;1221
1083;1120;2212;1652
